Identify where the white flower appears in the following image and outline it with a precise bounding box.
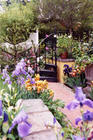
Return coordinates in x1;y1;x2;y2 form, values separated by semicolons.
8;106;14;112
8;84;12;91
68;35;72;38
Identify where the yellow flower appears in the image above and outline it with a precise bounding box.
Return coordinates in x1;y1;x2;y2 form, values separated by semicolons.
35;74;40;81
49;90;54;97
25;79;31;84
27;87;32;91
43;80;48;89
37;86;42;94
25;83;31;89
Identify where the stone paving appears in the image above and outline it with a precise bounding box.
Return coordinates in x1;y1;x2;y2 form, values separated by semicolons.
21;82;93;139
48;82;93;126
21;99;61;140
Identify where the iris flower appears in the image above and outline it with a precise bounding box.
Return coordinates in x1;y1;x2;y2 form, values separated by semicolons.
75;110;93;125
9;110;32;138
0;100;8;122
2;67;12;85
67;87;93;110
0;100;2;116
12;59;27;77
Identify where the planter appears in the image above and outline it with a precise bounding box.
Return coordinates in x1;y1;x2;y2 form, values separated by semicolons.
60;51;68;59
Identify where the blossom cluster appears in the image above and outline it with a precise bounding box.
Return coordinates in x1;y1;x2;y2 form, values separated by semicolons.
25;74;54;96
63;64;85;77
2;59;34;86
2;65;12;85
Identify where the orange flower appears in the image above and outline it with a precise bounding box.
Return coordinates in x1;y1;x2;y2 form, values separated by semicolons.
35;74;40;81
25;79;31;84
35;80;43;87
25;83;31;89
37;86;42;94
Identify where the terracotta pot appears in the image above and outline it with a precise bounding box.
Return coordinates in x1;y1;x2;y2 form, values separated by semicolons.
60;51;68;59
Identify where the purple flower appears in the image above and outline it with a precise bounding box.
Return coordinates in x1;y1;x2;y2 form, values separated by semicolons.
61;132;64;137
3;75;12;85
63;64;72;76
83;110;93;121
64;64;69;68
12;59;27;77
73;135;85;140
2;67;12;85
75;117;82;125
53;117;56;124
9;110;32;138
17;77;25;86
0;100;8;122
67;87;93;110
75;110;93;125
46;47;49;51
0;100;2;116
3;112;8;122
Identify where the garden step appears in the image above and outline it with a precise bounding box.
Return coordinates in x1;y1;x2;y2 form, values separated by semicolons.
40;76;57;82
45;63;57;71
39;69;57;77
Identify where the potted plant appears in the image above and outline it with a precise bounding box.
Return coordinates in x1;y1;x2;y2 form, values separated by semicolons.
57;34;73;59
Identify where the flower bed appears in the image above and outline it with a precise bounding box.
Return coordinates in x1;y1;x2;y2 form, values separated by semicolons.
0;59;66;139
0;59;93;139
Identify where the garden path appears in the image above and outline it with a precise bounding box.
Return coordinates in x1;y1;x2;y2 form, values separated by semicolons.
48;82;93;127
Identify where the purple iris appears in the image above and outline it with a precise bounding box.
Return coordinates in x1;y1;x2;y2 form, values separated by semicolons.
53;117;56;124
12;59;27;77
17;77;25;86
2;67;12;85
61;132;64;137
0;100;8;122
3;112;8;122
75;110;93;125
83;110;93;121
9;110;32;138
73;135;85;140
67;87;93;110
0;100;2;116
63;64;72;77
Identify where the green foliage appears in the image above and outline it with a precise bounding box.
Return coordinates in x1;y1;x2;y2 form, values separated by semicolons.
57;34;74;56
64;73;86;88
36;0;93;34
0;2;37;67
0;3;36;43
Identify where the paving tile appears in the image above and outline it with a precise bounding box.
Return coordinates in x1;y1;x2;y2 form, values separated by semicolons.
23;129;61;140
27;111;61;134
21;99;49;113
